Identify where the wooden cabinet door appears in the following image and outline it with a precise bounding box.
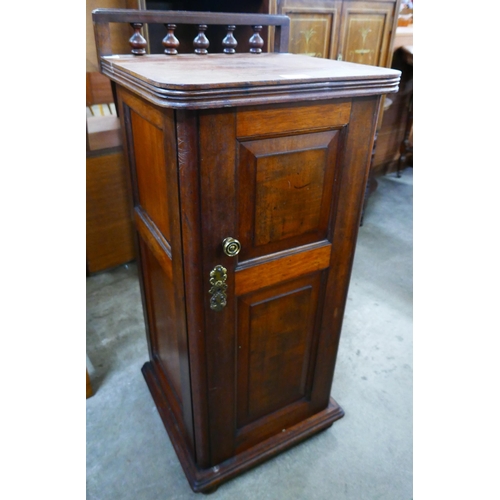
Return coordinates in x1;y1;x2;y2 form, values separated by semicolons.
197;97;380;465
338;1;395;66
279;0;343;58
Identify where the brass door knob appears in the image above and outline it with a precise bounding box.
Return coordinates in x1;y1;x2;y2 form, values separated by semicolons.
222;237;241;257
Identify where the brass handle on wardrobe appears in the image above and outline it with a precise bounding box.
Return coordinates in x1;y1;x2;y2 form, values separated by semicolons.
222;237;241;257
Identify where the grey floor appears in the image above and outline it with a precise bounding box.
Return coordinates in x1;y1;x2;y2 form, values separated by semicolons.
86;168;413;500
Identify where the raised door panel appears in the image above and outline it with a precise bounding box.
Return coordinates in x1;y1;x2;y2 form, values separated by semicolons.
279;0;342;59
339;1;394;66
237;129;339;260
235;273;325;451
237;275;320;425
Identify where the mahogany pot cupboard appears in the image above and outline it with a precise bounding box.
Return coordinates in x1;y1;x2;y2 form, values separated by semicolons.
92;9;400;493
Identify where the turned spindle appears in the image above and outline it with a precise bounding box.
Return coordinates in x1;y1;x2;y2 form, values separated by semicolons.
194;25;209;55
222;25;238;54
249;26;264;54
162;24;180;55
129;23;147;55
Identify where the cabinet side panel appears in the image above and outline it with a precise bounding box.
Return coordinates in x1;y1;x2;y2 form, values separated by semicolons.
139;238;183;402
117;87;195;457
130;110;171;243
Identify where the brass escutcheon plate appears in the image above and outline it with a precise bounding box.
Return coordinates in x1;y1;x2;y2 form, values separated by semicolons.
209;265;228;311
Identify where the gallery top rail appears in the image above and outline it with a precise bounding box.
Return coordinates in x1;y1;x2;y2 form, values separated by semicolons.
92;9;290;59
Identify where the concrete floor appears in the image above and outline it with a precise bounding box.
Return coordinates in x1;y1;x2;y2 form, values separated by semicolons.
86;168;413;500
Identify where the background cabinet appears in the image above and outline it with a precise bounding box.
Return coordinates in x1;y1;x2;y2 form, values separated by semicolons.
278;0;399;66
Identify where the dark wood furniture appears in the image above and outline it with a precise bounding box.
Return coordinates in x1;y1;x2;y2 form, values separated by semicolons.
92;8;400;493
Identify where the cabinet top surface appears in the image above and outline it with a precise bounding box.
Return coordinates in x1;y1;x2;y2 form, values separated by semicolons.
102;53;400;109
104;53;398;88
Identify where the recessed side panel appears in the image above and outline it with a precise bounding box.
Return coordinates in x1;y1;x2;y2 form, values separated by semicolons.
139;238;182;404
130;110;171;243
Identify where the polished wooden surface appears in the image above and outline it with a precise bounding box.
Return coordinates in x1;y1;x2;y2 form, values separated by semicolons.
101;52;399;89
99;18;400;490
99;53;399;110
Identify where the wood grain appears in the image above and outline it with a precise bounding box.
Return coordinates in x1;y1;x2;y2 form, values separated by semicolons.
237;100;351;138
237;125;340;261
86;150;135;273
130;110;171;242
236;274;321;428
235;244;331;296
134;207;172;281
99;53;401;109
176;109;211;468
198;108;238;465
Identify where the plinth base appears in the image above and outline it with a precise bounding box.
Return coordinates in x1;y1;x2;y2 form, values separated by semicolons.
142;361;344;493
